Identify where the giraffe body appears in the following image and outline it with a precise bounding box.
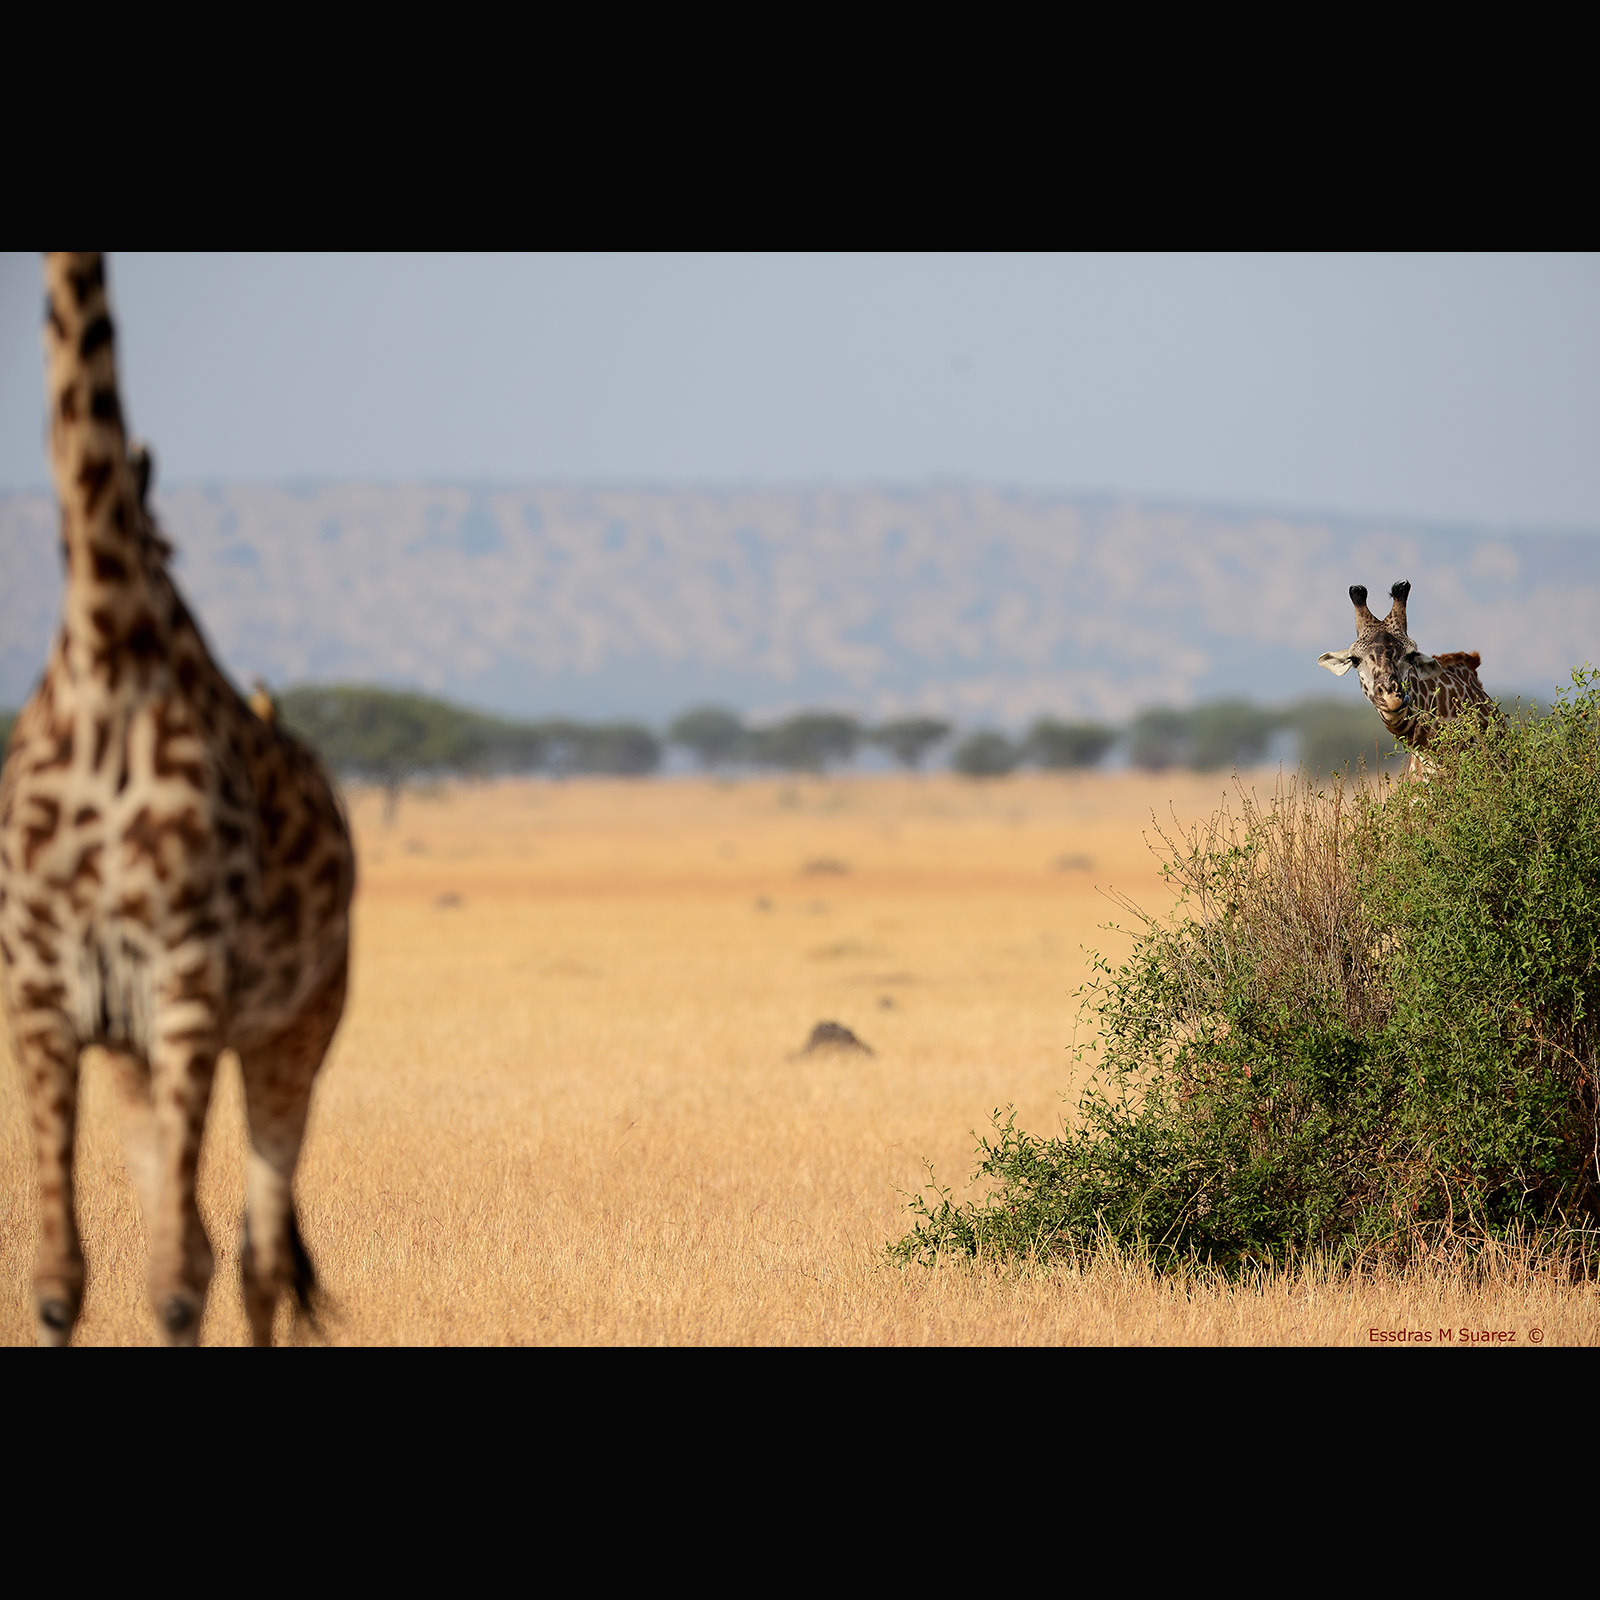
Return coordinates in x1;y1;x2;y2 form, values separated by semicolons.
0;254;355;1345
1317;580;1497;773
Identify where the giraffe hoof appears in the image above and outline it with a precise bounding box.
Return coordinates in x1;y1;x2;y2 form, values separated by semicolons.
36;1296;75;1343
38;1298;72;1330
162;1297;199;1339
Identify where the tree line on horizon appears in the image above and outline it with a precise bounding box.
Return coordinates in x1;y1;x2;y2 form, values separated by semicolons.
267;685;1403;782
0;689;1399;781
0;688;1402;782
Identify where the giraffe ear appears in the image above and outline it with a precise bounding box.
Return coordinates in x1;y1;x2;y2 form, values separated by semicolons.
1404;650;1438;671
1318;650;1359;677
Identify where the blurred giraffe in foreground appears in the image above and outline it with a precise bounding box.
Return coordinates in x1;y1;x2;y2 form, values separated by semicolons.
0;254;356;1345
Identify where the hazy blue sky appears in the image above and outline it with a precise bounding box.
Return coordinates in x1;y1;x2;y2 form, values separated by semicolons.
2;253;1596;528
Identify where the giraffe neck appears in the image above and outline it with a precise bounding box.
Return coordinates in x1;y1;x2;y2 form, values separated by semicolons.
1375;657;1491;750
1376;701;1426;749
43;252;170;694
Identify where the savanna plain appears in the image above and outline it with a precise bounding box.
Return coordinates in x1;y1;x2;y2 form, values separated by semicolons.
3;770;1593;1345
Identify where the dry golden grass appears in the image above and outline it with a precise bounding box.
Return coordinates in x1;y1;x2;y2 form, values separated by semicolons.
3;769;1595;1345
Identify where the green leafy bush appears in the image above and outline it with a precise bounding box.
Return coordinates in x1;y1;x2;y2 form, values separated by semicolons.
893;671;1600;1271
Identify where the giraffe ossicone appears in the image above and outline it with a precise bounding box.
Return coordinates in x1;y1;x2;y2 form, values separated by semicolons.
0;254;356;1346
1317;578;1496;773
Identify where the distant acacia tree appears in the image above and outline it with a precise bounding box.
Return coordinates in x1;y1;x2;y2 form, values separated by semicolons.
0;709;15;759
1022;718;1116;770
667;706;746;768
747;713;860;772
274;685;661;782
952;730;1020;777
1124;700;1343;774
869;717;951;769
1286;699;1404;776
1187;700;1282;771
279;685;525;780
544;720;661;776
1128;708;1193;771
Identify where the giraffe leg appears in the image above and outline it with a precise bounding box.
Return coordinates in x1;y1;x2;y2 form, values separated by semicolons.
11;1011;85;1346
141;1026;221;1346
239;954;347;1347
103;1047;161;1231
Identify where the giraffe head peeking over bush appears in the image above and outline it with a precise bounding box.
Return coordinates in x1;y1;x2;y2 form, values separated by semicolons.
1317;580;1496;774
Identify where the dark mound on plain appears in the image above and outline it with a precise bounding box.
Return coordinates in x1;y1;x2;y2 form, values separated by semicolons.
798;1021;874;1056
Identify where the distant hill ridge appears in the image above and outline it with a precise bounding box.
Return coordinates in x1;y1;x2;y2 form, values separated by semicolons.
2;484;1594;719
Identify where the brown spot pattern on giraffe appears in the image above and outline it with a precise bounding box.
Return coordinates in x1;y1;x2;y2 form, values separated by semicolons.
123;806;207;879
31;722;74;773
22;797;61;871
152;700;206;790
76;454;114;514
49;842;102;895
78;313;113;357
165;915;223;951
168;963;216;1004
90;546;128;583
117;892;153;927
67;259;103;303
19;980;67;1010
